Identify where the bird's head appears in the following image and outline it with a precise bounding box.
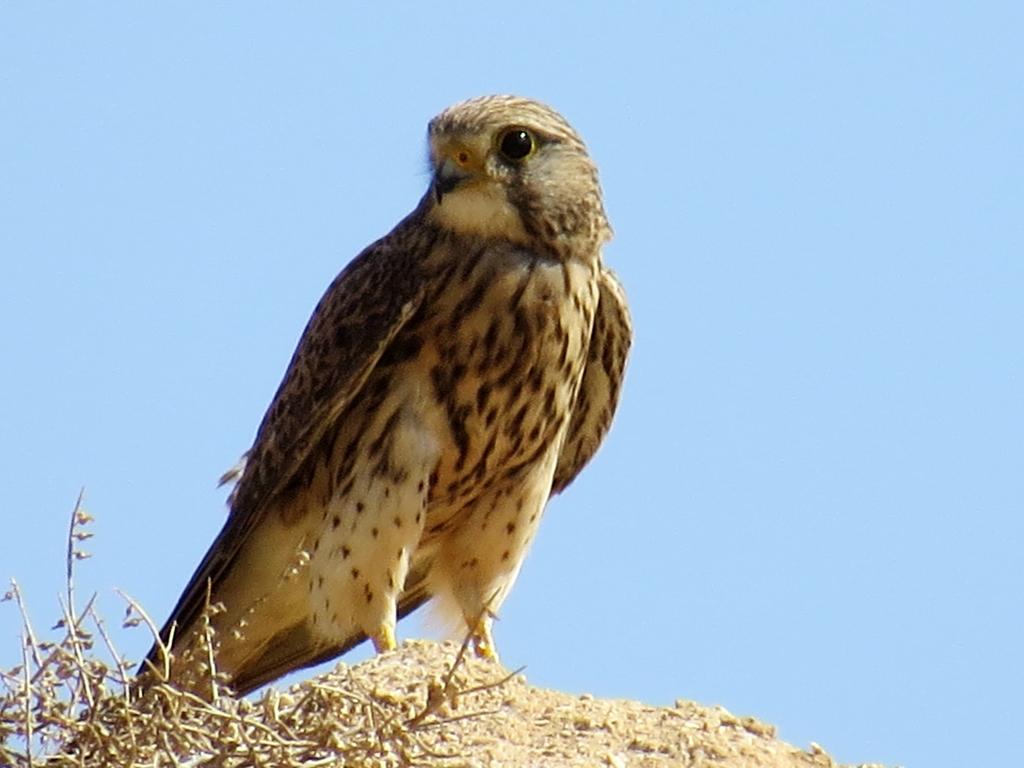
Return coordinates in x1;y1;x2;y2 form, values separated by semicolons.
425;95;611;257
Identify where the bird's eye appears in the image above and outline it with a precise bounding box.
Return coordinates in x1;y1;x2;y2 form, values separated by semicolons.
498;128;534;162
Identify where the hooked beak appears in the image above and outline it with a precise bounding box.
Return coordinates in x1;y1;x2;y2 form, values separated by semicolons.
433;157;472;204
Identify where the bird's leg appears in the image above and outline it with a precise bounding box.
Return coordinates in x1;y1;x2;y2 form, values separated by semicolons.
468;603;500;661
372;623;397;653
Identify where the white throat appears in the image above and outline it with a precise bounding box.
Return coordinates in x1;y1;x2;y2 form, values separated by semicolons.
430;183;530;244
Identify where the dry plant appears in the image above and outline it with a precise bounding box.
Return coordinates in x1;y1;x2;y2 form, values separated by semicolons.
0;493;519;767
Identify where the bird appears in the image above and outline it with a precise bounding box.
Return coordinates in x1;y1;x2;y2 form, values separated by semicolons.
140;95;632;696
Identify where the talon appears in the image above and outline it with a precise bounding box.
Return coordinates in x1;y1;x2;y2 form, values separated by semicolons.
372;624;396;653
473;636;500;662
470;616;500;662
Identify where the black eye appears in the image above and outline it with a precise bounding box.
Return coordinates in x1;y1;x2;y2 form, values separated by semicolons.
498;128;534;161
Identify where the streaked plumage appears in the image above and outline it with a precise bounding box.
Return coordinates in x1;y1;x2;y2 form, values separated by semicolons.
142;95;632;695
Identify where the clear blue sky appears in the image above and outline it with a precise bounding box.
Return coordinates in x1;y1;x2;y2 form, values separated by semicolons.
2;4;1020;766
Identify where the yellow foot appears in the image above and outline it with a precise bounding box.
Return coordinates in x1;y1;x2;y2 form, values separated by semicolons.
470;616;500;662
472;635;500;662
372;624;396;653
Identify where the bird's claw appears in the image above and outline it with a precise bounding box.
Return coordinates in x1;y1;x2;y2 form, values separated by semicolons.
372;625;397;653
470;617;500;662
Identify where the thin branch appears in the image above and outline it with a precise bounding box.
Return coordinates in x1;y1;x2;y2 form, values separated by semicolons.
91;611;138;753
10;580;43;670
64;487;87;626
117;588;172;683
21;634;33;768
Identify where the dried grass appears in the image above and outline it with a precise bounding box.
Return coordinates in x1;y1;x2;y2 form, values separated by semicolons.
0;494;515;768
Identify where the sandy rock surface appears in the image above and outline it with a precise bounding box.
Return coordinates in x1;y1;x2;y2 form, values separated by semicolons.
304;640;880;768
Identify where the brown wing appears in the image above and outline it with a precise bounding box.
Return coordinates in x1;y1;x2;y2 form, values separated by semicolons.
552;266;632;493
144;220;434;673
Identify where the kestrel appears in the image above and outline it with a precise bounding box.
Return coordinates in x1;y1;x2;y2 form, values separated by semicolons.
142;95;632;695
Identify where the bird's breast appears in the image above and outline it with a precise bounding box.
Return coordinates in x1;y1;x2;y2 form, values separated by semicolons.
395;243;601;510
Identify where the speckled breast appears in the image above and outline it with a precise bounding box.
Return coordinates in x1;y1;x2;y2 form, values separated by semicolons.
398;239;600;517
